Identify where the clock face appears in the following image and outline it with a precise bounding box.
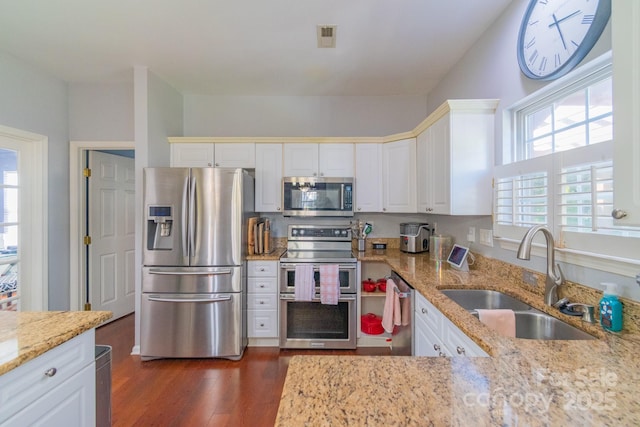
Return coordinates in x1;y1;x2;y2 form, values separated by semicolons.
517;0;611;80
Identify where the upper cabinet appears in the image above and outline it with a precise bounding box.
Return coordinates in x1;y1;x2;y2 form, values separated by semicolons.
416;100;497;215
283;143;354;177
382;138;417;213
255;143;283;213
612;1;640;226
354;143;383;212
170;142;255;168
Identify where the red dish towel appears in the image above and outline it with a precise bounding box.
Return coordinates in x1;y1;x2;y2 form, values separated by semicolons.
294;264;314;301
476;309;516;338
382;279;401;333
319;264;339;305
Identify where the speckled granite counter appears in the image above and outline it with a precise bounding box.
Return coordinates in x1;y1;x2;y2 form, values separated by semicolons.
276;249;640;426
0;310;112;376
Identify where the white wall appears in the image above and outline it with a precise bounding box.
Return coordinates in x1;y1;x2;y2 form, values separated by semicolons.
68;81;135;141
0;51;70;309
148;72;183;166
184;94;428;137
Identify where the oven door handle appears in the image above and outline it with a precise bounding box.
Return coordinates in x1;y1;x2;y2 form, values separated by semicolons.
279;263;356;270
279;294;356;301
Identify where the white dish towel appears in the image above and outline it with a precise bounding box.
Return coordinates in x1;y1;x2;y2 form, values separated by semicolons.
294;264;315;301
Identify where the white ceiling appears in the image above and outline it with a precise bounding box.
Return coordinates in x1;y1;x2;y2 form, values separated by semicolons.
0;0;514;96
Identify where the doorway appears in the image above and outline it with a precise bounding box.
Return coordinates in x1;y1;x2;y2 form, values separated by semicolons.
70;141;135;319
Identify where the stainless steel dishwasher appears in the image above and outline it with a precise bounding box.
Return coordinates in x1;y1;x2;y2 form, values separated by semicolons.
389;271;414;356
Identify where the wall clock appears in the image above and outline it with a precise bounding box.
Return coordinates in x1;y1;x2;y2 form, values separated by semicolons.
517;0;611;80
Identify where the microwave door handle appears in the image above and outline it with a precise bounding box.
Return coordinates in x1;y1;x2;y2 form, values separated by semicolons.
340;184;344;210
181;176;189;258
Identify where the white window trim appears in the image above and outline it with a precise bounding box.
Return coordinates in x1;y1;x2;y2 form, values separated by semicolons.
498;51;640;278
0;125;48;311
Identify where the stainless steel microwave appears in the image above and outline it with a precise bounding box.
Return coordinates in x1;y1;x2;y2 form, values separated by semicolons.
282;177;354;217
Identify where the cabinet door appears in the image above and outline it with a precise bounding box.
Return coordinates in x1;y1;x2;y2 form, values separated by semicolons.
444;318;488;357
414;314;448;357
354;143;383;212
382;138;417;212
318;143;354;177
171;143;215;167
416;129;430;213
283;143;319;176
4;363;95;427
613;0;640;226
428;115;450;214
255;144;283;212
214;143;256;168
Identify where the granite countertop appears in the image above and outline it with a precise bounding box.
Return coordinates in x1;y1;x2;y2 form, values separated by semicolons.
0;310;112;375
276;248;640;426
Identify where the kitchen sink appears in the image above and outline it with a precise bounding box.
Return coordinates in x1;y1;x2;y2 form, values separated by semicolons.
440;289;533;311
441;288;596;340
469;310;596;340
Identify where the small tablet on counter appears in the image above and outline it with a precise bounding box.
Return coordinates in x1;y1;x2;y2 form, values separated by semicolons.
447;244;470;271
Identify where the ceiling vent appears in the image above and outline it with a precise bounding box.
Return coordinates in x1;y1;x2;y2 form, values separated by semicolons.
317;25;337;48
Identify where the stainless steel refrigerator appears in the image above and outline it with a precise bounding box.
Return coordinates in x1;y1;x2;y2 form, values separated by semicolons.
141;167;254;360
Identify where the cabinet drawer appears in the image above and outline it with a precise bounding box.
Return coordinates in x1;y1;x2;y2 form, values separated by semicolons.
248;310;278;337
247;277;278;294
414;292;441;332
0;330;94;423
248;261;278;277
247;294;278;310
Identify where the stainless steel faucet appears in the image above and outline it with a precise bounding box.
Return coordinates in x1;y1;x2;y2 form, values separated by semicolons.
516;225;564;306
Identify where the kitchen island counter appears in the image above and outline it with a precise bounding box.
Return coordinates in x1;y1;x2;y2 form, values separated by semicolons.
0;310;112;375
276;249;640;425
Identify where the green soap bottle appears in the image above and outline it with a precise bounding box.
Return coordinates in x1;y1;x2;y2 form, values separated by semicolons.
599;283;623;332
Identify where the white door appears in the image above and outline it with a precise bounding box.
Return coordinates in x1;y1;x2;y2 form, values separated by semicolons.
88;151;135;321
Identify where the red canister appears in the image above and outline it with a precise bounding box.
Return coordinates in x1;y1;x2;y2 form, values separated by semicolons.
361;313;384;335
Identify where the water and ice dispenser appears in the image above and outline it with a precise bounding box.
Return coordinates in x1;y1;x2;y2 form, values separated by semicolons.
146;206;173;250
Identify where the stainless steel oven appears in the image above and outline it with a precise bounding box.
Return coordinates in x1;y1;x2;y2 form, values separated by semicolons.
279;225;357;349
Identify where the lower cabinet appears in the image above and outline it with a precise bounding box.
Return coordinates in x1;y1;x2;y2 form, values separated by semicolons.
414;291;488;357
247;260;279;345
0;330;96;426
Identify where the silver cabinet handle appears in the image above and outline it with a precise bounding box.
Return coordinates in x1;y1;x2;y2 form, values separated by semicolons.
421;307;428;315
259;301;265;304
433;344;440;351
44;367;57;377
277;207;281;211
456;346;466;355
439;352;447;357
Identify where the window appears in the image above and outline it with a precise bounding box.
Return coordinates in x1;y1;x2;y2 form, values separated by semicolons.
0;151;19;311
496;53;640;269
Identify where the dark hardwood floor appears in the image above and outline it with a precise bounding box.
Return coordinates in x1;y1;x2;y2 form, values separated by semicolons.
96;314;388;426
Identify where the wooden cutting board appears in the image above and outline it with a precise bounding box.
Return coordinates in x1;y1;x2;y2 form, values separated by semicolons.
248;217;258;255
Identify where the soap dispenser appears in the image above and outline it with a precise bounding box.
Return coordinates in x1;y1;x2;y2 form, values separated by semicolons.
599;283;623;332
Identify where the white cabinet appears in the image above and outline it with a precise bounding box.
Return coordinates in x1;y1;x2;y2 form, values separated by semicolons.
247;261;279;344
613;1;640;226
0;330;96;426
354;143;383;212
255;144;283;212
170;143;255;168
171;143;214;167
214;143;256;168
283;143;354;177
413;291;488;357
382;138;417;213
416;100;497;215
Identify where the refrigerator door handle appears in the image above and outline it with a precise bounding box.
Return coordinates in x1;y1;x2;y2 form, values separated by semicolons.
181;176;190;258
148;295;232;303
148;268;233;276
189;173;197;257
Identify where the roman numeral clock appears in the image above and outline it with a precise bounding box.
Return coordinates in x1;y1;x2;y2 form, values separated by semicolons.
517;0;611;80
